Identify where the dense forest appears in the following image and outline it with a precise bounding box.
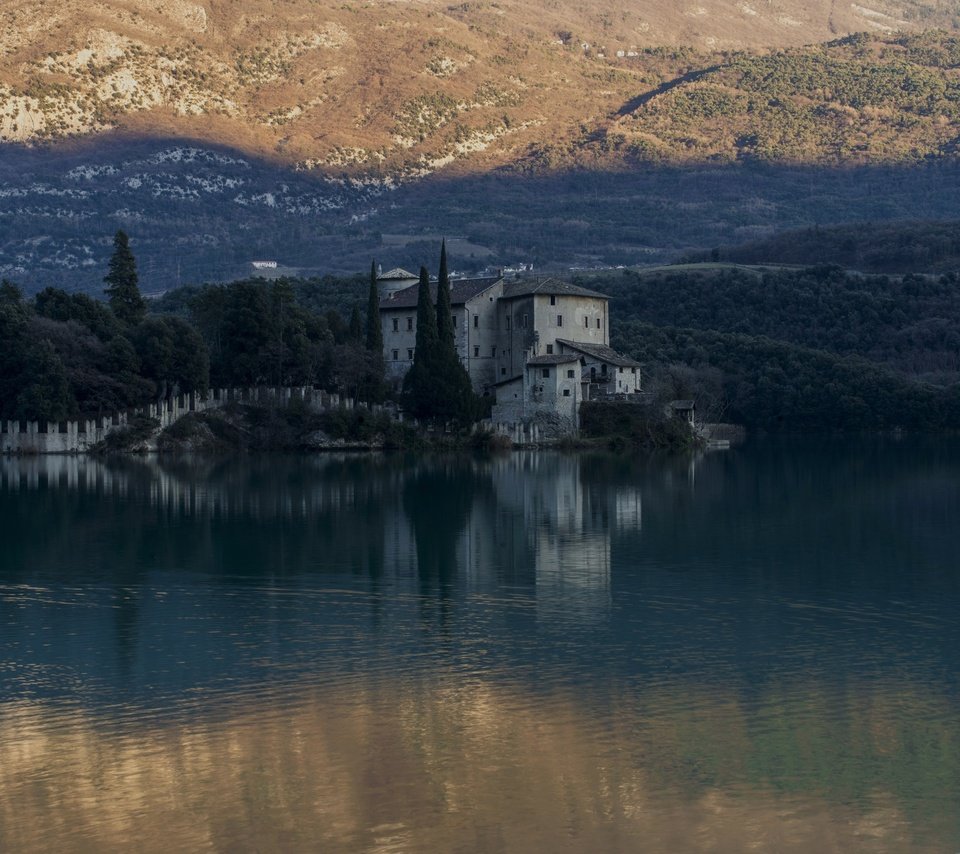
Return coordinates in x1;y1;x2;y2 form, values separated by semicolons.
614;321;956;431
686;221;960;274
569;264;960;430
584;265;960;385
5;230;960;433
0;237;380;424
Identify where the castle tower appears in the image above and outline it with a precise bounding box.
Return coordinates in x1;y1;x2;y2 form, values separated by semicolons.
377;267;419;301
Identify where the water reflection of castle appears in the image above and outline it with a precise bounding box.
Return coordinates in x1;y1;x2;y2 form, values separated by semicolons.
378;454;643;622
491;455;641;622
2;454;645;621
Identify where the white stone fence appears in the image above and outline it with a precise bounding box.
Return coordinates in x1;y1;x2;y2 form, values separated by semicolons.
487;421;545;447
0;387;388;454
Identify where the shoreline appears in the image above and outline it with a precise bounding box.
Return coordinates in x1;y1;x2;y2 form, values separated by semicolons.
2;395;712;457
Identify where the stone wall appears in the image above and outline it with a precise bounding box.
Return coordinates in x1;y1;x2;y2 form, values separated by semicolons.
0;387;369;455
489;421;544;447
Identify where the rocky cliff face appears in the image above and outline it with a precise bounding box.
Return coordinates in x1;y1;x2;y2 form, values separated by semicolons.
2;0;957;173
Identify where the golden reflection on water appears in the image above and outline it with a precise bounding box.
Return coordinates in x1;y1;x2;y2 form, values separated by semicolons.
0;678;951;854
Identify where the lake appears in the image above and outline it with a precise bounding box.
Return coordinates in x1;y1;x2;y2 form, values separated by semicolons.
1;441;958;852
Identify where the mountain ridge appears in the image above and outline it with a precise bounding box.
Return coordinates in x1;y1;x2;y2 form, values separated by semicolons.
4;1;960;294
3;0;960;178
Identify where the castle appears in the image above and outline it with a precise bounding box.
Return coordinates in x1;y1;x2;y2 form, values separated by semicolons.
377;269;642;431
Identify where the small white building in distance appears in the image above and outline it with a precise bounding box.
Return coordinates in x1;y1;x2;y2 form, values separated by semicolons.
377;273;642;433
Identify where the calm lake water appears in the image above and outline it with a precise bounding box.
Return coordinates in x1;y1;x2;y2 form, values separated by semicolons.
1;441;959;853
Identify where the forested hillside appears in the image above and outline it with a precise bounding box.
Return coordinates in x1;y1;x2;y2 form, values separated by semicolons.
687;221;960;274
0;274;376;424
584;265;960;384
565;263;960;430
613;320;957;431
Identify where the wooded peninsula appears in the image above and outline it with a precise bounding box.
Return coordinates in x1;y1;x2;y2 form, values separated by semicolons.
4;231;960;445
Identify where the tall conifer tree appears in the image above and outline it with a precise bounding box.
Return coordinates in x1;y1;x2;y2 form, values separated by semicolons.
104;230;146;325
433;240;478;426
357;261;386;403
436;239;454;352
403;266;439;419
412;266;438;362
366;260;382;352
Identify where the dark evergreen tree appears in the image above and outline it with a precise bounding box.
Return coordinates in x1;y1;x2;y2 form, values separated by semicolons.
358;262;386;403
413;266;439;360
436;240;455;352
14;339;74;422
0;291;30;418
366;260;383;352
132;316;209;398
433;240;479;426
403;267;440;420
349;304;363;341
326;309;349;345
35;287;122;342
104;230;146;325
0;279;23;305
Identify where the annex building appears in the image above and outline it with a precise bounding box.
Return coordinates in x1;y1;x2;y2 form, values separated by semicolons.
378;270;642;432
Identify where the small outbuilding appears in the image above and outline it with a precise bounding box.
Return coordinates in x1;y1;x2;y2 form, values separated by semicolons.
667;400;696;426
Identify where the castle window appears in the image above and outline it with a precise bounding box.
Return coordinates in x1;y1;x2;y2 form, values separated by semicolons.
567;369;575;378
407;316;413;331
601;363;607;374
522;314;528;329
506;316;511;330
632;368;636;374
597;318;601;329
473;315;478;328
392;349;399;361
451;314;457;329
542;368;550;378
546;344;553;354
492;346;497;357
557;314;563;327
501;367;507;376
392;318;399;332
550;295;556;306
407;349;414;360
563;389;571;397
474;346;480;357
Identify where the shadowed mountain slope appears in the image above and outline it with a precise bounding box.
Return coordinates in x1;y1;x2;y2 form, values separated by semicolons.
687;220;960;273
4;138;960;295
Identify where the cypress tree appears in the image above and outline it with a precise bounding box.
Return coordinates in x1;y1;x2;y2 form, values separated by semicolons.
433;240;478;426
403;266;439;419
104;230;146;325
365;260;383;352
360;261;386;403
412;265;439;361
436;239;454;352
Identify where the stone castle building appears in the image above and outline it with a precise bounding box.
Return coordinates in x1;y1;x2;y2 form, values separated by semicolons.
377;270;641;431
